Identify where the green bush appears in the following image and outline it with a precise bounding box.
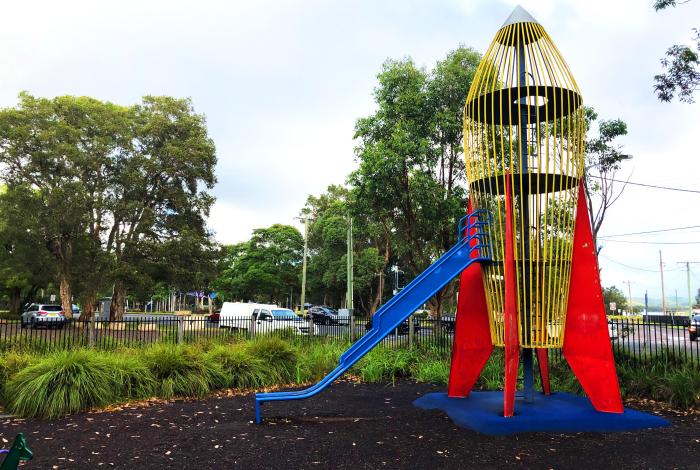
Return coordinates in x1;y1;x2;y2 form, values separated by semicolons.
141;344;227;398
0;351;34;402
103;353;156;399
204;344;271;389
244;337;298;382
355;347;420;383
294;341;347;383
5;350;118;418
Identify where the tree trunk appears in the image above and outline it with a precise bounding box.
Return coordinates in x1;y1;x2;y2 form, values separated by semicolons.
8;287;22;317
59;272;73;319
82;288;97;321
110;281;126;320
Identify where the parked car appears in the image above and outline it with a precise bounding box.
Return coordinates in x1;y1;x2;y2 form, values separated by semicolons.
309;306;339;325
337;308;351;325
689;315;700;341
207;312;220;323
440;315;456;333
72;304;81;318
21;304;65;329
365;317;421;335
254;308;315;335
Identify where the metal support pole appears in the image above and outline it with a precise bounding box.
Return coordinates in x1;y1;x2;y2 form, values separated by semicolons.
518;36;534;403
408;314;415;348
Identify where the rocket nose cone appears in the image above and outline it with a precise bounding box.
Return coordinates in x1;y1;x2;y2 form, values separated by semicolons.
501;5;539;28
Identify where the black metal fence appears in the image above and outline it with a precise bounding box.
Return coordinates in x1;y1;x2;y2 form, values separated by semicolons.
0;316;697;363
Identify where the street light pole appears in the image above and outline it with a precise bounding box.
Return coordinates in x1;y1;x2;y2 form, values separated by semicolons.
623;280;633;315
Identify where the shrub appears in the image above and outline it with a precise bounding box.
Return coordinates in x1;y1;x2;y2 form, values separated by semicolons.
356;347;420;383
244;337;298;382
5;350;118;418
141;344;227;398
204;344;271;389
294;341;347;383
103;353;156;399
0;351;34;403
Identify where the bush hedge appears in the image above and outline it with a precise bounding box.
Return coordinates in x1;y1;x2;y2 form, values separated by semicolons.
0;338;697;419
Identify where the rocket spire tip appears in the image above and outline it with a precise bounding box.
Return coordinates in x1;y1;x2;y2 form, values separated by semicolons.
502;5;539;28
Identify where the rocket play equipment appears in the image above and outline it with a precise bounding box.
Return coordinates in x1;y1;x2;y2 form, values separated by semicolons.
255;6;668;433
446;4;623;417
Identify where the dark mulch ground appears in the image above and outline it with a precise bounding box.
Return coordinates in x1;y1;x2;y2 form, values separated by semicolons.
1;380;698;469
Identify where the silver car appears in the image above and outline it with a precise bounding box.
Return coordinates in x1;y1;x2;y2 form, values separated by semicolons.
21;304;66;329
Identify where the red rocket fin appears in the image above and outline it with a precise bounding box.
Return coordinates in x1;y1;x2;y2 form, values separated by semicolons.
503;172;519;418
562;182;623;413
448;201;493;398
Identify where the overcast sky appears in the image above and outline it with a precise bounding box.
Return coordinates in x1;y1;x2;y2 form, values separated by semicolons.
1;0;699;307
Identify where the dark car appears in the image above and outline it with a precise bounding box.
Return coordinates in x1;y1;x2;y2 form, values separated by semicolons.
440;315;456;333
20;304;66;329
365;317;421;335
309;306;339;325
689;314;700;341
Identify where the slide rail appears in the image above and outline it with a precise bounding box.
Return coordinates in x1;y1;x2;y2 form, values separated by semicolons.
255;211;491;423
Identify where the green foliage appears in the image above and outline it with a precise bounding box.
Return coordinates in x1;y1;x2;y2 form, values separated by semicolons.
414;359;450;385
653;0;699;103
5;350;120;418
244;337;298;382
216;225;302;304
0;351;34;401
294;340;348;383
204;344;271;389
141;344;227;398
355;347;421;383
603;285;628;313
103;353;157;399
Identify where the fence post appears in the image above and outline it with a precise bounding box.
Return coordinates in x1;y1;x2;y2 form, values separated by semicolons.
88;315;95;349
408;314;415;348
177;317;184;345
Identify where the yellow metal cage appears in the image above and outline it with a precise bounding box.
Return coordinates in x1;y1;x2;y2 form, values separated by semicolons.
464;12;586;348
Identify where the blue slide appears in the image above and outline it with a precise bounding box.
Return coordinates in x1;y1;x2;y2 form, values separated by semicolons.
255;212;490;423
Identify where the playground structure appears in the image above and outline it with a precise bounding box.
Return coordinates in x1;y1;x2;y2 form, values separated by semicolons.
255;6;627;427
447;5;622;416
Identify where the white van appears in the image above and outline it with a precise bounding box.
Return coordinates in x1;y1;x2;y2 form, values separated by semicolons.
219;302;314;335
253;307;315;335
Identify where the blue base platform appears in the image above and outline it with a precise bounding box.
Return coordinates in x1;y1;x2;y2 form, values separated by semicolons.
413;391;669;436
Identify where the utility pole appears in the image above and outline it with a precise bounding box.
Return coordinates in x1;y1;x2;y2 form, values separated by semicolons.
677;261;700;318
347;216;355;340
297;216;312;333
622;280;633;315
659;250;666;315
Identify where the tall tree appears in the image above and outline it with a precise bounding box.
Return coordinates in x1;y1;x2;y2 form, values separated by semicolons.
215;224;303;304
582;108;630;247
0;94;130;317
350;47;481;316
106;96;217;319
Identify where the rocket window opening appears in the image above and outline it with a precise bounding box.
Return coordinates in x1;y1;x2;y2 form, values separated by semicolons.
514;95;548;107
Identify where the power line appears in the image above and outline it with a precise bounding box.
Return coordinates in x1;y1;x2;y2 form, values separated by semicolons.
600;239;700;245
589;175;700;194
599;224;700;239
599;254;662;273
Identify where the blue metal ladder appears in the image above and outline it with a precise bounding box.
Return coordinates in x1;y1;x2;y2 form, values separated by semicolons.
255;210;491;423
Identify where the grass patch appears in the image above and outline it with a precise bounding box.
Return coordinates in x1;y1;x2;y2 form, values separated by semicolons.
204;344;271;388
